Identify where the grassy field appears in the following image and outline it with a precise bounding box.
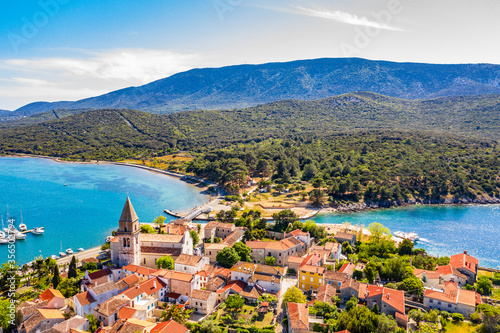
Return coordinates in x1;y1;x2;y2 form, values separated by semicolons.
477;270;494;278
443;321;479;333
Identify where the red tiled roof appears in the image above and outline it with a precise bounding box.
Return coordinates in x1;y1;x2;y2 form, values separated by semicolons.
424;281;480;307
450;251;478;274
338;263;356;276
117;306;136;320
88;268;112;280
287;302;309;330
175;254;203;266
123;264;158;276
223;280;248;294
74;291;96;306
151;320;188;333
139;277;166;295
299;264;325;274
39;288;64;302
435;265;468;279
288;229;308;237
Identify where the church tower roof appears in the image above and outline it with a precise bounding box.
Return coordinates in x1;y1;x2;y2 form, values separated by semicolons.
119;196;139;223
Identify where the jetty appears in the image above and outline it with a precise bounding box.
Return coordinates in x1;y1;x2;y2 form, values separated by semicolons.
165;206;212;221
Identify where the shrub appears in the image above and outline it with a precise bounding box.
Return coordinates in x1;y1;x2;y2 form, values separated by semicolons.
452;313;464;322
469;312;481;324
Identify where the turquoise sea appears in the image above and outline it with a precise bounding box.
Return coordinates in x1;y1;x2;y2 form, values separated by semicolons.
0;157;209;265
0;157;499;269
314;205;500;269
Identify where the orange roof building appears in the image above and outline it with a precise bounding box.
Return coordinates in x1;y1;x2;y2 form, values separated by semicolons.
424;281;481;317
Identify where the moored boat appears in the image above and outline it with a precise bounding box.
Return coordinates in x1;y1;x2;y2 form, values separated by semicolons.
19;210;27;232
15;231;26;240
59;252;67;257
51;255;59;260
32;227;45;235
66;248;73;254
78;247;84;252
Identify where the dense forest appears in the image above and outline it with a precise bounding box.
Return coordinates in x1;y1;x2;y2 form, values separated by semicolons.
0;93;499;205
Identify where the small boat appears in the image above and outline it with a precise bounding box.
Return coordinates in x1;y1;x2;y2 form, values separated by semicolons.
0;231;6;239
78;248;84;252
32;227;45;235
0;238;8;244
19;210;27;232
64;182;67;186
66;248;73;254
59;252;67;257
15;231;26;240
51;255;59;260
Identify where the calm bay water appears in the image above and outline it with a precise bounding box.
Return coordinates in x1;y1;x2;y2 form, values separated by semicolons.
314;205;500;269
1;157;499;269
0;157;209;265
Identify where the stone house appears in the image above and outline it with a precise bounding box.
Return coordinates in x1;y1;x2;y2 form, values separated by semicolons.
38;288;65;309
190;289;217;314
424;281;481;317
450;251;478;285
19;309;65;333
174;254;210;274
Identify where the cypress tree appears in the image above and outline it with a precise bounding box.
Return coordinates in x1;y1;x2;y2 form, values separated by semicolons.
68;256;77;279
52;264;61;288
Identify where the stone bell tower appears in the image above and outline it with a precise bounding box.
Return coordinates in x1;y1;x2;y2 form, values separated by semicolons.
117;197;141;266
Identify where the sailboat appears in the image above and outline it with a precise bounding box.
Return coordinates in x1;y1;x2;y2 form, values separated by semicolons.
0;217;7;244
19;210;27;232
59;241;66;257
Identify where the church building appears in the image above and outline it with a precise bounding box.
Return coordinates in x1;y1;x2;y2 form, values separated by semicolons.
111;197;193;268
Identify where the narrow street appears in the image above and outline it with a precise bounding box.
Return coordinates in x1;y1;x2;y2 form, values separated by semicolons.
276;276;298;333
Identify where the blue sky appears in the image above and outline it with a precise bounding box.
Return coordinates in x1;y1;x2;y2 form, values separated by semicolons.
1;0;499;110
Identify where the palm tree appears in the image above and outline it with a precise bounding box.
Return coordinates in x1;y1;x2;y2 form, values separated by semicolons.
161;303;193;325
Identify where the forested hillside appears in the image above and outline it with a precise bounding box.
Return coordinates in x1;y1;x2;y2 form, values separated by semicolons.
0;93;499;204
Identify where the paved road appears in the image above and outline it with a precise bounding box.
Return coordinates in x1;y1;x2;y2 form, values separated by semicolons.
276;276;298;333
56;246;104;266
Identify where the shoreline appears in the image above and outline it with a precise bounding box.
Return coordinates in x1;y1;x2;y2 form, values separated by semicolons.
2;154;500;217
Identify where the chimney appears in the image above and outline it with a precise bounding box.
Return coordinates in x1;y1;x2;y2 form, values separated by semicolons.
387;293;390;300
464;251;467;255
153;280;157;289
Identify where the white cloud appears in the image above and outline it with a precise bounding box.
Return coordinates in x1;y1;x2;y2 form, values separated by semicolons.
0;48;205;110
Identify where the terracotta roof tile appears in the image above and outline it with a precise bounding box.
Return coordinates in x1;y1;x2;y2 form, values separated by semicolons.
450;251;478;274
140;233;184;243
191;289;214;301
39;288;64;302
117;306;137;320
175;254;203;266
74;291;96;306
151;320;188;333
123;264;158;276
287;302;309;330
95;297;129;317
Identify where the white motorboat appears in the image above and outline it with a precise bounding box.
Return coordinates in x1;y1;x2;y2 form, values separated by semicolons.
51;255;59;260
0;230;6;239
59;252;67;257
394;231;419;241
66;248;73;254
0;238;8;244
15;231;26;240
32;227;45;235
78;248;84;252
19;210;27;232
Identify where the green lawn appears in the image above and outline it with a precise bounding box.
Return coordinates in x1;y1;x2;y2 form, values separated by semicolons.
443;321;479;333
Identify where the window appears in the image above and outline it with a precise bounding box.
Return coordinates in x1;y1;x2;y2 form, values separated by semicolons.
448;304;451;308
438;301;441;305
302;276;305;280
144;258;146;264
319;279;322;284
279;253;281;256
429;299;433;303
328;281;331;285
310;277;313;282
302;284;305;288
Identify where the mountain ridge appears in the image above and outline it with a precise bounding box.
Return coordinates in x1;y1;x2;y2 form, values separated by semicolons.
4;57;500;119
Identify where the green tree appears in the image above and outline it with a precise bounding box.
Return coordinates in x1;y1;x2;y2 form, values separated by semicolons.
199;319;221;333
400;276;424;295
367;222;391;242
161;303;193;325
398;238;414;256
0;298;13;330
0;262;20;292
82;262;98;272
153;216;166;232
68;256;77;279
452;313;464;322
309;189;326;207
409;309;425;327
52;265;61;289
232;242;252;262
140;224;155;233
364;262;379;283
225;294;245;317
283;287;306;306
156;255;174;270
265;256;276;265
57;277;80;298
86;314;99;333
476;276;493;295
477;304;500;333
190;230;200;249
272;209;298;232
216;247;240;268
